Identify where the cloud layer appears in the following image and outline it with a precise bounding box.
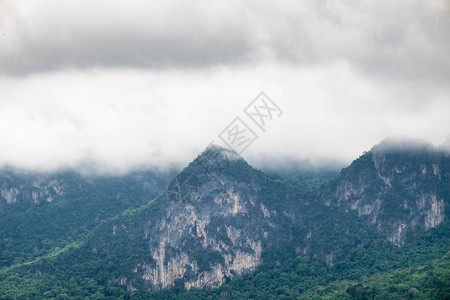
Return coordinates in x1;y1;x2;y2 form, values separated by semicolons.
0;0;449;173
2;0;449;81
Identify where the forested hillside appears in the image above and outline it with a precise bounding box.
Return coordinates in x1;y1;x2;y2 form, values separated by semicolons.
0;169;175;269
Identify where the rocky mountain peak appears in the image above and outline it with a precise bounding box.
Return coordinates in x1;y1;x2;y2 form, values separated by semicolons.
190;144;242;175
94;145;307;291
333;142;448;246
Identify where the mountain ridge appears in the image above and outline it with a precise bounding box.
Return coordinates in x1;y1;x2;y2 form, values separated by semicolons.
0;139;449;298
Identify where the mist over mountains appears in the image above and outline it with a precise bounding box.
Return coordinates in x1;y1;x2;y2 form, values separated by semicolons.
1;0;450;298
0;139;449;299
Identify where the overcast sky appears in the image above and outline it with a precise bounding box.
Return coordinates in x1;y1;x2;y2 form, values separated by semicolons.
0;0;449;173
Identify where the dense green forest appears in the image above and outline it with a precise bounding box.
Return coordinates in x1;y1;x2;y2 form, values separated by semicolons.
0;193;448;299
0;211;448;299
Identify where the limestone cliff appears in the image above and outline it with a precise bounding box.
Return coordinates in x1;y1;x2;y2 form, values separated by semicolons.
0;171;66;206
332;140;449;246
89;146;306;291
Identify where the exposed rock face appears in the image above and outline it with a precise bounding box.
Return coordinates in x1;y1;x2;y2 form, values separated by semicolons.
0;187;19;204
388;223;406;247
0;173;66;205
138;189;264;290
424;195;445;230
332;141;449;246
0;168;171;210
103;146;304;291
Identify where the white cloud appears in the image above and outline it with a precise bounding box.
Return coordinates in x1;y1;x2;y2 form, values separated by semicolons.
0;0;449;172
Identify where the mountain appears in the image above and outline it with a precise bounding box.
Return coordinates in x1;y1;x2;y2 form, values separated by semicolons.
329;140;449;245
0;141;449;299
23;146;313;292
0;168;175;269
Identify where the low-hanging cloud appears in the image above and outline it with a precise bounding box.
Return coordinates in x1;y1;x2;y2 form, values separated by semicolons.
0;0;449;173
1;64;449;173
